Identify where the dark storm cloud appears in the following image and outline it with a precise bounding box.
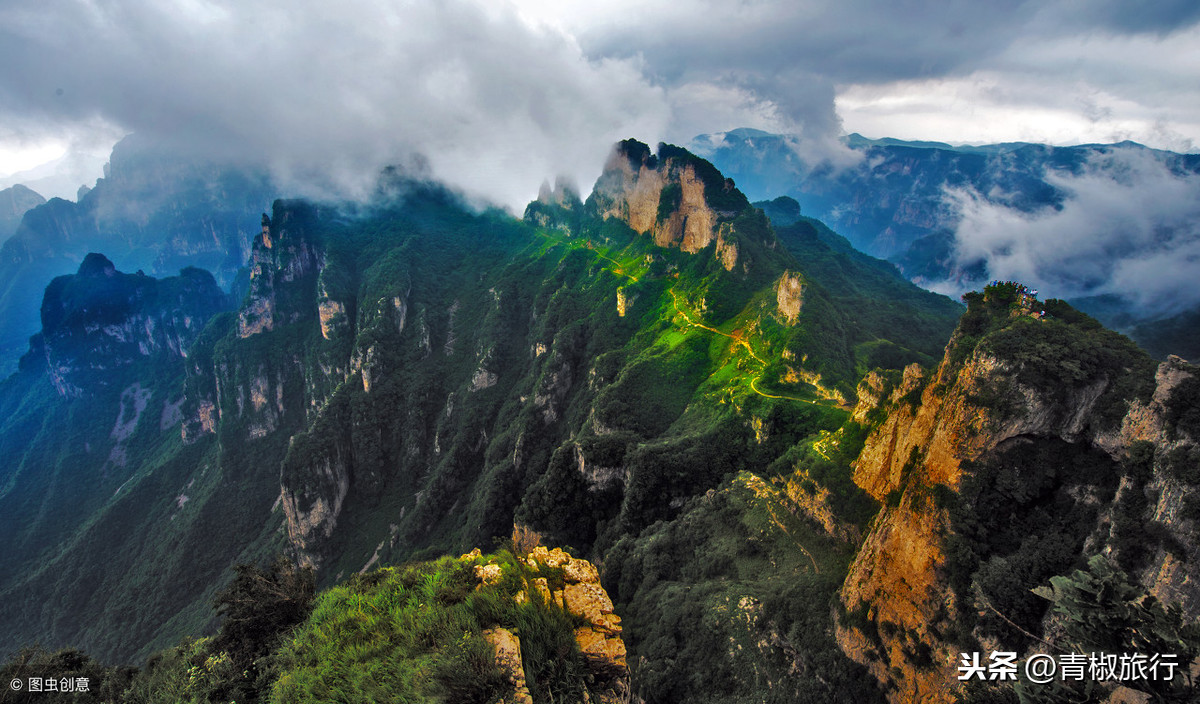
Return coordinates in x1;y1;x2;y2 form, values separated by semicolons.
1043;0;1200;35
565;0;1200;146
581;1;1033;83
570;0;1036;137
0;0;668;209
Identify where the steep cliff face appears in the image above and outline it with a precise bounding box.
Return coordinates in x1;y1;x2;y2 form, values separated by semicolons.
836;285;1199;702
588;139;754;267
0;135;275;375
238;205;322;338
35;253;228;397
0;254;247;664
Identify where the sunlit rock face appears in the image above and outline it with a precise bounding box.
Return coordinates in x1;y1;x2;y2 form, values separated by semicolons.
836;289;1200;703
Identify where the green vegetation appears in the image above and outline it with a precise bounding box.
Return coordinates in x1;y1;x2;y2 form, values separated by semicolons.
1165;367;1200;440
1031;555;1200;702
0;550;607;704
272;551;596;704
656;182;682;223
769;422;878;530
949;285;1157;430
0;646;137;703
944;438;1122;645
772;217;960;391
605;481;884;704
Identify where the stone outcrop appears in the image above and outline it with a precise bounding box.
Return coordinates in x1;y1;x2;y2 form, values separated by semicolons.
775;271;804;325
836;315;1200;703
280;444;351;568
464;546;630;703
317;295;347;341
482;627;533;704
616;287;631;317
523;546;627;687
589;140;751;269
573;442;626;492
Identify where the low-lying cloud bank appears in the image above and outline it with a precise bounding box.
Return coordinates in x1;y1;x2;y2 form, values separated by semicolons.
0;0;669;210
931;147;1200;320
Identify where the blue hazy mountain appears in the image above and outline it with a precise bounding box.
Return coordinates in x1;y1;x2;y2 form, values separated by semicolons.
694;128;1200;360
0;135;276;376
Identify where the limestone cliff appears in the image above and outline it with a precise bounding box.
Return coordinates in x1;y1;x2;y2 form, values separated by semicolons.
588;139;753;268
775;270;805;325
464;546;630;704
183;200;332;437
238;206;321;339
835;286;1200;703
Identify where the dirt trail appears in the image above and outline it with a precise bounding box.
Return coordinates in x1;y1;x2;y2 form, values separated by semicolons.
669;289;823;404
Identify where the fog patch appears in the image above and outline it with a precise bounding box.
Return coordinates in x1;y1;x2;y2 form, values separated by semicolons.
936;146;1200;319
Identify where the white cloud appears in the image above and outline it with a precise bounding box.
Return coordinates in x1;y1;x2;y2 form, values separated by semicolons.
936;147;1200;318
2;0;1198;208
664;82;792;142
0;0;670;210
836;25;1200;151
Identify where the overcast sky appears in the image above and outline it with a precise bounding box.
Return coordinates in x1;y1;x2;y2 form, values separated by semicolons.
1;0;1198;206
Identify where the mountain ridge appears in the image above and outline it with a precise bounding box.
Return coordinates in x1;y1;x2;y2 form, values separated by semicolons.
1;139;1195;704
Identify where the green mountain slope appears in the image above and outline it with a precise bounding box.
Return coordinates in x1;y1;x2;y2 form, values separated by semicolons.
0;141;969;701
0;256;237;660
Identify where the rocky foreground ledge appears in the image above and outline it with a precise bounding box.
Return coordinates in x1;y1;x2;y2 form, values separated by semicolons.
462;545;630;704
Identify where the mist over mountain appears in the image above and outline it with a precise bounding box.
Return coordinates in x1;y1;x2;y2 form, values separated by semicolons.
0;133;1198;704
0;134;276;375
0;0;672;212
695;128;1200;359
0;145;114;202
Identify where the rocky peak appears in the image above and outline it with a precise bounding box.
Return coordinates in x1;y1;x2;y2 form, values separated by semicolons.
587;139;755;264
31;256;228;396
77;252;117;277
0;183;46;238
536;177;580;209
238;200;321;338
524;177;583;232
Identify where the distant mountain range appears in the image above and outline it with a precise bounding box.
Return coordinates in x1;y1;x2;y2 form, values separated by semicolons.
2;137;1198;704
693;128;1200;361
0;183;45;240
0;135;275;375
